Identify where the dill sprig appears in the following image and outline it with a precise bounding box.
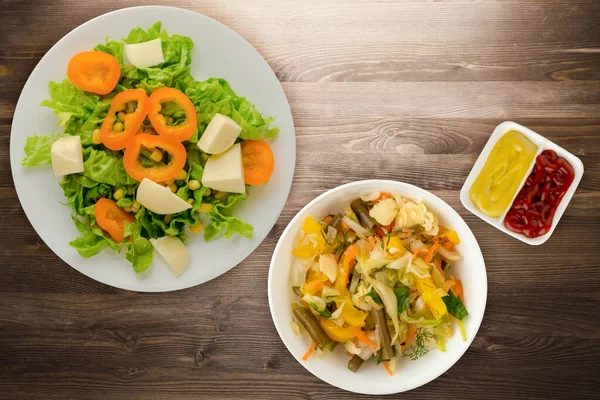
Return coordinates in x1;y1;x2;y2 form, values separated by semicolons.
403;328;434;361
321;229;353;256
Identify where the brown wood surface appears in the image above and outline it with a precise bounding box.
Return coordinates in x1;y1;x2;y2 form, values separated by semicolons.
1;0;599;399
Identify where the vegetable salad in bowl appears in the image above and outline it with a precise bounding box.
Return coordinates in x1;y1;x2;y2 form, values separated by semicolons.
20;22;278;277
289;191;469;375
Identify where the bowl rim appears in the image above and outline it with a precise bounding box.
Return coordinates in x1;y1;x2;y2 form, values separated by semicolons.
268;179;488;394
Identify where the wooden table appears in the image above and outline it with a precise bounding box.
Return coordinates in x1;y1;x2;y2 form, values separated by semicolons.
1;1;599;399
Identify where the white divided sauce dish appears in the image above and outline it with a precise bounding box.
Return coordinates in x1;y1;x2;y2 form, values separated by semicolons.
460;121;584;245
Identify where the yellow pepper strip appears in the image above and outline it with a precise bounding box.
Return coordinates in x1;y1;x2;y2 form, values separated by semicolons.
291;217;327;259
337;295;366;328
414;275;447;319
319;319;356;343
439;230;460;244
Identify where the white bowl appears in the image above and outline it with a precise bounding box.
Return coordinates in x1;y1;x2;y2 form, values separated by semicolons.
460;121;584;246
268;180;488;395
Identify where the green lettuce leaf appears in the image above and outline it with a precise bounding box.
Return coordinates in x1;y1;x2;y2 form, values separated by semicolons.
124;222;154;273
93;40;124;65
186;78;279;141
100;22;195;92
79;97;112;145
40;80;98;126
60;176;112;215
204;192;253;241
83;148;137;186
69;206;123;258
123;21;164;44
21;133;67;167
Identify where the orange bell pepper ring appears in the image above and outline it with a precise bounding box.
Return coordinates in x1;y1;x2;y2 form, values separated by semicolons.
95;198;135;242
123;134;187;182
67;51;120;95
100;89;150;150
147;87;197;142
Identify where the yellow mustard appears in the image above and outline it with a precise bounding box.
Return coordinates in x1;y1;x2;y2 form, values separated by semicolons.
469;130;537;217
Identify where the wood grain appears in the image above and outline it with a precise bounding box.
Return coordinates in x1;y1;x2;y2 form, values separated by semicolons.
1;0;599;399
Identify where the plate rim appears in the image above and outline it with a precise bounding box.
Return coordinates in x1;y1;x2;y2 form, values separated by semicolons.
9;5;296;292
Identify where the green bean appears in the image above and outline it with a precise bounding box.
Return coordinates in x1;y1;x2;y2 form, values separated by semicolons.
326;213;344;231
372;308;395;359
293;307;336;351
347;355;364;373
350;199;378;231
292;286;303;297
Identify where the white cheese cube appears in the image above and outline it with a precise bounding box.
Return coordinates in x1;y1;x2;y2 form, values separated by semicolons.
198;113;242;154
150;236;189;277
124;38;164;68
201;143;246;194
51;135;84;177
136;178;192;215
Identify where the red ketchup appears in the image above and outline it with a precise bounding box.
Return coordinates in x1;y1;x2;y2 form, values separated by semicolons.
504;150;574;238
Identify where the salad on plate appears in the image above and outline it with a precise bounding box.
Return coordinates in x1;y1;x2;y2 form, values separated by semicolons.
20;22;278;276
289;191;469;375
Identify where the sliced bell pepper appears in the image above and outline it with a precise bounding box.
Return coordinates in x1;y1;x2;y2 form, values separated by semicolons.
302;271;329;296
100;89;150;150
67;51;120;95
337;294;367;327
148;87;197;142
414;274;447;319
291;216;326;259
318;319;356;343
95;198;135;242
123;134;187;182
307;269;329;283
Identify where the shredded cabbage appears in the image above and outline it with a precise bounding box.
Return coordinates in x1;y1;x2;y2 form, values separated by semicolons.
392;193;439;235
319;254;338;283
369;278;401;342
290;258;312;288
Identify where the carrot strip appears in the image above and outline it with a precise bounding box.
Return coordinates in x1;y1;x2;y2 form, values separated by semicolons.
344;244;359;261
412;248;427;259
383;361;394;376
424;242;440;263
302;341;316;361
352;327;378;353
401;325;417;351
453;278;465;303
323;216;333;224
375;192;390;203
434;259;444;275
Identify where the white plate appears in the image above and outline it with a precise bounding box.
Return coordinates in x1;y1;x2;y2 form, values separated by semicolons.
268;180;487;395
460;121;583;245
9;6;295;292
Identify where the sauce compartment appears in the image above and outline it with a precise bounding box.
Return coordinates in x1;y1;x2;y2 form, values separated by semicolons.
460;121;584;245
